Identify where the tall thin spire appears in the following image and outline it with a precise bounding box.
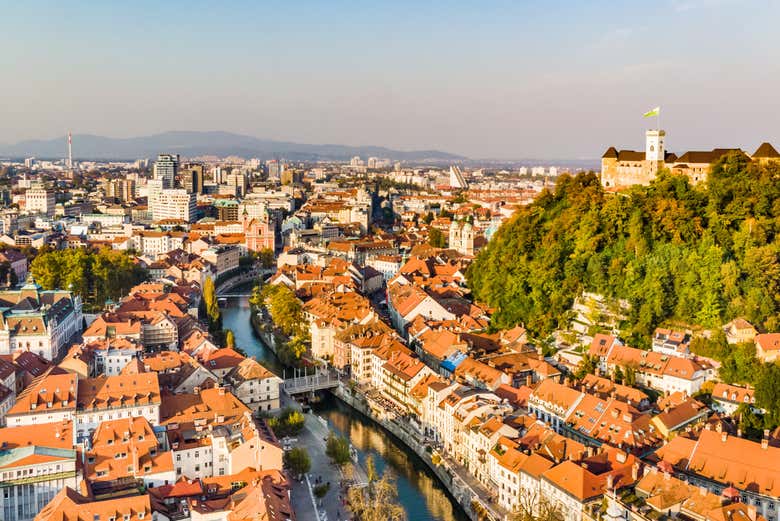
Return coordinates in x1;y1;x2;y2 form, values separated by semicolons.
67;131;73;172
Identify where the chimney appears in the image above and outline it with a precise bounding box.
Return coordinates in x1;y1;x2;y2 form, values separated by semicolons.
632;462;640;481
721;432;728;443
526;374;533;387
737;428;742;438
606;474;614;490
715;422;723;433
762;438;769;450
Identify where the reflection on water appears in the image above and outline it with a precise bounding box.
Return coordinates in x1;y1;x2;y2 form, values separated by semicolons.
314;395;469;521
220;293;284;375
221;296;468;521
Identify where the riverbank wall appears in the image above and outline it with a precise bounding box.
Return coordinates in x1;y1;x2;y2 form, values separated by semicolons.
332;384;483;521
250;311;281;357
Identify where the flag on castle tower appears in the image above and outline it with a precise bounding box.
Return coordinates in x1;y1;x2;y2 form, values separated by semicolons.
643;106;660;118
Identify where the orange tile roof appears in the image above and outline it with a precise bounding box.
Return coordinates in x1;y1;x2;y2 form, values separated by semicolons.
34;487;151;521
8;371;78;416
0;420;73;449
756;333;780;352
160;387;249;425
77;373;161;411
656;429;780;496
85;416;173;483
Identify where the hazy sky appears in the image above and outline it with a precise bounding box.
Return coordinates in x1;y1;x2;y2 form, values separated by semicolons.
2;0;779;159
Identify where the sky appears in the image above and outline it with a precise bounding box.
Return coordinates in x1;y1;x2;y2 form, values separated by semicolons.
1;0;779;159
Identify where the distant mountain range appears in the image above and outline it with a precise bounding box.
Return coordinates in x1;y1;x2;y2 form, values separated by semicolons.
0;131;466;162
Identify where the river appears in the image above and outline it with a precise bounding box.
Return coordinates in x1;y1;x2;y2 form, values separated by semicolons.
220;294;469;521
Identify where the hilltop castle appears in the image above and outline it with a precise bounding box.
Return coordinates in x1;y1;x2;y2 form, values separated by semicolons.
600;130;780;188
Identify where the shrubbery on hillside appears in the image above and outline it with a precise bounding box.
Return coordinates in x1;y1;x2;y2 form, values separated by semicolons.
467;152;779;344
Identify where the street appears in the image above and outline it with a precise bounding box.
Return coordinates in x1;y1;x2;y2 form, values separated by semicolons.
288;402;367;521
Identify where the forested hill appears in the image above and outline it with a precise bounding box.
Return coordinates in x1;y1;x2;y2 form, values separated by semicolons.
467;152;780;344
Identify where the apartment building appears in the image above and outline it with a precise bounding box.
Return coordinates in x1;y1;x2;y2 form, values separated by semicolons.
160;387;283;479
84;416;175;489
0;421;79;521
0;280;83;361
6;371;162;443
224;358;282;412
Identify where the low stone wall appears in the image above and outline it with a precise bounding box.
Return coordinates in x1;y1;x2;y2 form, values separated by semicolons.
250;311;280;356
332;384;482;521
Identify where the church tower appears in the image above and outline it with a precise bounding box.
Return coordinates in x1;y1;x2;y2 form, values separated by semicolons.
448;221;460;251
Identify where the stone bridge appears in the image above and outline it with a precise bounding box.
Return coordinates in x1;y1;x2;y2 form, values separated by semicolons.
216;267;275;297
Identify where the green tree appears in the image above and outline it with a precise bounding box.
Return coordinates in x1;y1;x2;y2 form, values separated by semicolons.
467;157;780;338
347;471;406;521
573;354;598;380
30;247;147;311
755;364;780;428
313;482;330;499
258;284;305;338
268;408;306;437
325;434;351;466
0;261;18;286
283;447;311;479
202;276;222;333
428;227;446;248
258;248;275;269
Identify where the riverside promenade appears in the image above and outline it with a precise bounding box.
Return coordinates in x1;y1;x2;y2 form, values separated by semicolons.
331;383;508;521
287;397;368;521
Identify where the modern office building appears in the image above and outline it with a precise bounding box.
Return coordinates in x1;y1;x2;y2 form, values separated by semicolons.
153;153;179;189
24;187;55;217
181;162;204;194
151;189;197;223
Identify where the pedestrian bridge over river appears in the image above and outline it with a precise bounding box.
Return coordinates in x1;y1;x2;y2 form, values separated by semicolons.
283;368;341;395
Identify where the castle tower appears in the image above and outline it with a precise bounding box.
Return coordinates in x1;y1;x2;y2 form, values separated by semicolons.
645;130;666;175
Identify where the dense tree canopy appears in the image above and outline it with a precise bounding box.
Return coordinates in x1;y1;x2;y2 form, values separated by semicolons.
31;247;147;311
250;283;309;365
468;153;780;341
